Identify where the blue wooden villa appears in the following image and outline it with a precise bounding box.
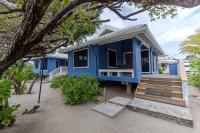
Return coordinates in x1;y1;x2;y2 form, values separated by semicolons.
32;53;68;76
65;25;164;83
64;25;189;107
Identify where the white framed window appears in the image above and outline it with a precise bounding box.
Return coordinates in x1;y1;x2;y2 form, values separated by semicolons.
73;48;89;68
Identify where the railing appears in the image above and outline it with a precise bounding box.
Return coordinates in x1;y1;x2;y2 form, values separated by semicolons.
178;60;189;106
49;66;68;80
178;60;188;81
99;69;134;78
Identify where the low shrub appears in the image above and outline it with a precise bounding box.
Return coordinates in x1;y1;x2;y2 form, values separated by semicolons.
0;79;20;128
0;105;20;128
51;75;100;105
188;58;200;88
159;67;164;74
50;75;67;89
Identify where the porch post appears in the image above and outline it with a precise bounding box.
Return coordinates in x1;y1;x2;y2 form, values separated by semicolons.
132;37;142;82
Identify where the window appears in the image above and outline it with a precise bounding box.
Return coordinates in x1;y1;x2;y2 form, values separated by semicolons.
65;61;68;67
42;58;47;70
141;50;150;72
108;49;117;68
35;60;39;69
56;60;59;68
74;49;88;68
59;59;66;67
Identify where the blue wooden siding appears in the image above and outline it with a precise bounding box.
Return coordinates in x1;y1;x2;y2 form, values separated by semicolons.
33;58;67;76
47;58;57;72
67;37;160;83
68;45;98;77
132;38;142;82
98;39;132;69
169;64;178;75
33;60;41;75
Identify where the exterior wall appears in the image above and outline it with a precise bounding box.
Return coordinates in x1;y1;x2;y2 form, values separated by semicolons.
47;58;57;72
33;60;41;75
169;63;178;75
98;39;132;69
68;45;98;77
132;38;142;82
33;58;67;76
67;38;160;83
98;38;142;83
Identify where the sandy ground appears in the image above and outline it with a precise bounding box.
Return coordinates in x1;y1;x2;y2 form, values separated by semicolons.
1;82;200;133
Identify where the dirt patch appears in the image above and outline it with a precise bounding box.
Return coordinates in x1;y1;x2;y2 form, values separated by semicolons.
1;82;200;133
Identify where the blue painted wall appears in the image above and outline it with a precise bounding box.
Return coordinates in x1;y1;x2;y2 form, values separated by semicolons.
68;45;98;77
169;64;178;75
67;38;160;83
98;39;132;69
33;60;41;75
132;38;142;82
33;58;67;76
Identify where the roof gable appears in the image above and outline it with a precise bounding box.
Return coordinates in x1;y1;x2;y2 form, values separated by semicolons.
97;25;119;37
63;25;165;55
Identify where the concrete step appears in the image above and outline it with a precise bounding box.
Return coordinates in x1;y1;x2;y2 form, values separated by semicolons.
127;98;193;127
92;102;125;118
135;92;186;107
108;96;131;106
139;83;182;92
137;87;183;98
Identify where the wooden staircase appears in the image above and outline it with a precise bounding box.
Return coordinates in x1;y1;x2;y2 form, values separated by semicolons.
135;76;186;107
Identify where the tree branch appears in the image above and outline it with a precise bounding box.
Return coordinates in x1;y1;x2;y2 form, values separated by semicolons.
106;5;138;21
0;1;23;14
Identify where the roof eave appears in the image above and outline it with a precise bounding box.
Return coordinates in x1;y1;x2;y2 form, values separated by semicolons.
63;25;165;56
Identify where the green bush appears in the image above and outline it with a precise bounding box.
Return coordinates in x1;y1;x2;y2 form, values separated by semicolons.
51;75;100;105
50;75;67;89
3;61;36;94
0;105;20;128
0;79;20;128
159;67;164;74
0;79;12;103
188;58;200;88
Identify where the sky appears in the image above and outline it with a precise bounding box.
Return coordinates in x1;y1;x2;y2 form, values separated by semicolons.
99;5;200;59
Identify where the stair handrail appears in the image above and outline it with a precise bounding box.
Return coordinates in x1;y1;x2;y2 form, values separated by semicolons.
178;59;189;106
178;60;187;81
49;66;68;80
49;67;60;76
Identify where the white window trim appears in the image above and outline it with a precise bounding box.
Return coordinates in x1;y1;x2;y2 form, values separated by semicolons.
73;48;89;68
123;52;133;65
141;49;151;73
152;52;157;73
107;48;117;68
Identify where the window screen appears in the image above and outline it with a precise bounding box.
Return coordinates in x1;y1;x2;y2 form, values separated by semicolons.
74;49;88;67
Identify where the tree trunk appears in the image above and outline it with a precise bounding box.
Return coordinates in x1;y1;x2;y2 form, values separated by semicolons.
27;78;38;94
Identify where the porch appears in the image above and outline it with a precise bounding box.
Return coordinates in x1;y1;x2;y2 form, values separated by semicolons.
97;38;159;83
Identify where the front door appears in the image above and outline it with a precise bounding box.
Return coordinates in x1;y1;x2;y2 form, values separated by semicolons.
141;50;150;73
123;52;133;68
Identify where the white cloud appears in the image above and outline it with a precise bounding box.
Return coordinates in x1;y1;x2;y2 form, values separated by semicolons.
158;26;196;44
100;5;200;58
